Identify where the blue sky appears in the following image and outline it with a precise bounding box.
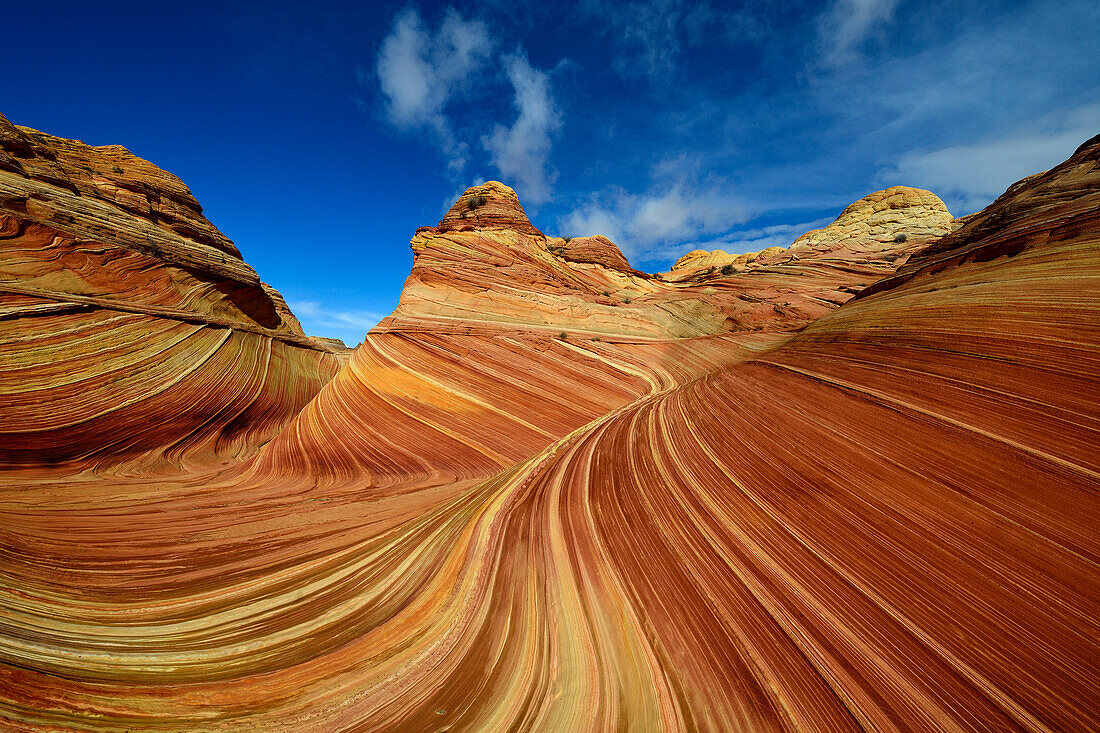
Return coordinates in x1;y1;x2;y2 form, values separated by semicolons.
4;0;1097;344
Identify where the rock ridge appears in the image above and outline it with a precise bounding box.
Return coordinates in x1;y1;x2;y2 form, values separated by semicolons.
672;185;953;272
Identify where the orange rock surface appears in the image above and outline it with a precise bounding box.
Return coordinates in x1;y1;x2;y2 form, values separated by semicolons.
1;118;1098;732
383;181;944;338
0;114;343;469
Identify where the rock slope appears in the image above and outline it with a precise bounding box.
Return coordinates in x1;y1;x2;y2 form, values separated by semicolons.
0;114;342;468
1;122;1098;732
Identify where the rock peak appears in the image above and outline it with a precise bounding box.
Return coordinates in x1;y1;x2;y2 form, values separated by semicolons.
438;181;543;236
792;186;953;247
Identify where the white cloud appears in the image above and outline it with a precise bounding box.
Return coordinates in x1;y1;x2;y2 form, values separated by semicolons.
289;300;385;345
816;0;900;69
376;8;435;128
376;6;492;168
562;204;624;245
882;102;1100;214
374;7;562;197
561;181;753;259
482;52;561;204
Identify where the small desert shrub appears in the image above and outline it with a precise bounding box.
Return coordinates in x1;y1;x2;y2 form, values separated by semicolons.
563;236;573;243
592;336;601;342
721;263;735;275
602;290;611;296
623;297;632;304
706;266;716;274
559;331;567;339
467;194;488;210
111;165;123;174
894;232;908;243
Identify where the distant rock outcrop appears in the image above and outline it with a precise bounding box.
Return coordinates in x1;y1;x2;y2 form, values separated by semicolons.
860;136;1100;300
381;182;952;339
791;185;953;248
379;181;682;337
548;234;646;275
673;186;953;273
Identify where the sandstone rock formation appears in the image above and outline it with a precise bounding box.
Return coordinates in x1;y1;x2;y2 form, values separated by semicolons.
549;234;646;274
437;180;545;236
0;114;342;468
383;181;945;338
790;185;953;247
672;185;953;272
671;246;743;270
1;118;1098;732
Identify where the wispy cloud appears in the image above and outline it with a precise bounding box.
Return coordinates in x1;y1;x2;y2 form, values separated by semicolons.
375;6;493;169
880;102;1100;214
561;178;753;260
373;5;563;202
367;0;1099;278
482;52;562;204
580;0;770;82
584;0;687;80
816;0;900;69
289;300;385;345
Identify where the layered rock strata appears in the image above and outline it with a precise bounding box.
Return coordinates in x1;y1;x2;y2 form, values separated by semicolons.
1;121;1098;732
383;181;943;338
672;185;953;272
0;114;342;468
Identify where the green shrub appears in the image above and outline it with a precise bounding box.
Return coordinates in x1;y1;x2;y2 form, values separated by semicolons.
559;331;567;340
721;263;735;275
894;232;908;243
111;165;123;174
467;194;488;210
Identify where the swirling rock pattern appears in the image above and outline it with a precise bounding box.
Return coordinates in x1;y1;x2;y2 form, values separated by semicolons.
0;117;343;469
385;182;945;339
1;122;1098;732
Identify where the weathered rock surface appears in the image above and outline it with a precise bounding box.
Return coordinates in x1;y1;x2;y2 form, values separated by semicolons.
548;234;645;274
437;180;544;236
0;115;341;467
380;182;678;336
383;182;945;338
671;247;742;270
791;185;953;247
1;120;1098;733
673;185;953;272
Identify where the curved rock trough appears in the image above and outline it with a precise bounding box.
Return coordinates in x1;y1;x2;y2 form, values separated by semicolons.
1;116;1098;731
